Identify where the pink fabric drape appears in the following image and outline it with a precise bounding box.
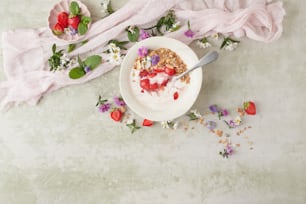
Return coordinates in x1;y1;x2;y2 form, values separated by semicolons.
0;0;285;110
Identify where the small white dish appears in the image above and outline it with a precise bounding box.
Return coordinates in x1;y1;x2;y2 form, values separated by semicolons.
48;0;91;42
119;37;203;121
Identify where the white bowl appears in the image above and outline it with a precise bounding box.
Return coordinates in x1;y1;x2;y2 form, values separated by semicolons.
119;37;203;121
48;0;91;42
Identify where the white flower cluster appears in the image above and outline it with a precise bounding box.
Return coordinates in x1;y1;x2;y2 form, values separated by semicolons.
196;40;211;49
224;41;238;51
161;120;179;129
168;21;180;32
100;0;111;13
190;109;202;118
59;54;76;70
107;43;123;65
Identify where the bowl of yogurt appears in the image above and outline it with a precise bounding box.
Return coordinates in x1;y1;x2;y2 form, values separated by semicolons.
119;37;202;121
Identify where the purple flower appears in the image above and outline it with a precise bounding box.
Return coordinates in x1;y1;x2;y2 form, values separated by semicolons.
206;121;217;131
84;66;91;73
226;144;234;155
114;96;126;107
209;105;219;113
98;103;111;113
151;55;160;65
184;29;195;38
139;29;151;40
69;26;78;35
138;46;148;57
221;109;228;117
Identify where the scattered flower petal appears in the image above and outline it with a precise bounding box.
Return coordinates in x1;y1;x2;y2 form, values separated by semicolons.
151;55;160;65
138;46;148;57
99;103;111;113
209;104;219;113
114;96;126;107
206;121;217;131
139;29;151;40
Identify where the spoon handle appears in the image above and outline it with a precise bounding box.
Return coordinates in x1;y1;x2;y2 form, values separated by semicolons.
174;51;219;80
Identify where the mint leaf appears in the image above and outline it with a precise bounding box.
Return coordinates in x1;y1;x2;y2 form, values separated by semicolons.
81;16;91;25
52;44;56;54
70;1;80;16
69;67;86;79
127;26;139;42
67;44;76;53
78;23;88;35
81;40;88;45
84;55;102;69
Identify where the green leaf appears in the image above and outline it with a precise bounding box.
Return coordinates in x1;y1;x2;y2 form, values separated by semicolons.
70;1;80;16
84;55;102;70
78;23;88;35
67;44;76;53
52;44;56;54
81;40;89;45
77;55;84;68
127;26;140;42
81;16;91;25
220;38;228;49
107;2;114;14
69;67;86;79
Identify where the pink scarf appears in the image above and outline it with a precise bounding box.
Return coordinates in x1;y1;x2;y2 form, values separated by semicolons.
0;0;285;110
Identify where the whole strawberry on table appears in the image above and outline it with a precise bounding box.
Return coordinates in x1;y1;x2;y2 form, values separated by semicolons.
53;1;91;36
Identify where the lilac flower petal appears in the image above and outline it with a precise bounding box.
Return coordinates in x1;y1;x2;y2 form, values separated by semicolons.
184;29;195;38
84;66;91;73
226;144;234;155
222;109;228;116
114;96;126;107
151;55;160;65
98;103;111;112
206;121;217;130
209;105;219;113
138;46;148;57
140;29;150;40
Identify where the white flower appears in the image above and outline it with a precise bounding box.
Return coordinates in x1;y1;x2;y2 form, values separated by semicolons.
127;26;136;34
161;121;179;129
108;43;121;54
224;41;238;51
190;109;202;118
100;0;110;13
59;54;76;70
126;119;134;125
108;52;122;65
234;116;242;126
168;21;180;32
212;33;219;40
141;56;151;69
196;40;211;49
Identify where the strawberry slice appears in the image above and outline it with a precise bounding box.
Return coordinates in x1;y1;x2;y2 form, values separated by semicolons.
149;83;159;91
244;101;256;115
140;78;150;90
110;109;122;122
68;16;81;29
153;67;164;73
139;70;149;78
164;66;176;76
53;23;64;35
173;91;179;100
142;119;153;126
161;79;169;87
148;72;157;78
57;12;69;28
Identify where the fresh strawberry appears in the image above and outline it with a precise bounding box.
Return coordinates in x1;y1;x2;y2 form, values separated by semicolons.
143;119;153;126
57;12;69;28
164;66;176;76
110;109;122;122
153;67;164;73
244;101;256;115
140;78;150;90
68;16;81;29
139;70;149;78
173;91;179;100
161;79;169;87
148;72;157;78
149;83;159;91
53;23;64;35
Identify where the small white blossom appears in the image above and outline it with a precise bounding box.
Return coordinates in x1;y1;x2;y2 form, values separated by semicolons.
161;121;170;129
212;33;219;40
141;56;151;69
161;120;178;129
100;0;110;13
234;116;242;126
126;119;134;125
224;41;238;51
127;26;136;34
59;54;76;70
190;109;202;118
108;52;122;65
168;21;180;32
196;40;211;49
108;43;121;54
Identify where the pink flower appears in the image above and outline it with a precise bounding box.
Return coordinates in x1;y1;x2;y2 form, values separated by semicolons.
139;29;151;40
184;20;195;38
138;46;148;57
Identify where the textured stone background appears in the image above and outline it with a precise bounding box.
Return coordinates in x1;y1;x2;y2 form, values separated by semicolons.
0;0;305;204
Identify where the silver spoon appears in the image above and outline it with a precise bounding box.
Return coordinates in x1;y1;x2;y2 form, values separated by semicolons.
173;51;219;82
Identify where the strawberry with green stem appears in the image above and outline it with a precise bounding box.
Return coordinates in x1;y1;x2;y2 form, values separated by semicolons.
244;101;256;115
